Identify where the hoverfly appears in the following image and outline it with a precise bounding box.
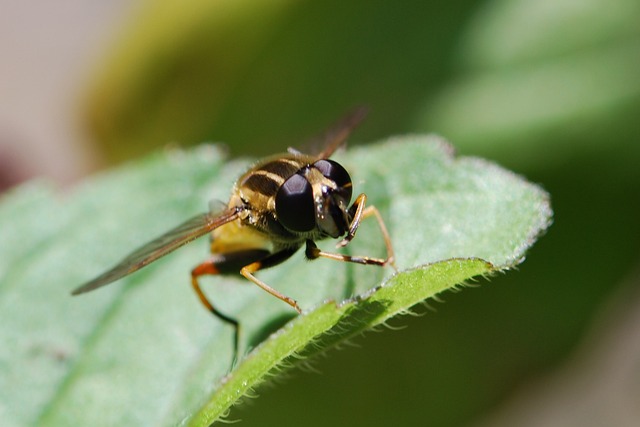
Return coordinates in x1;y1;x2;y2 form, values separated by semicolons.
72;108;396;354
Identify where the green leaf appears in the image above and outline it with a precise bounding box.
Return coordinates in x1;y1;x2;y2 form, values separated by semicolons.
0;136;551;426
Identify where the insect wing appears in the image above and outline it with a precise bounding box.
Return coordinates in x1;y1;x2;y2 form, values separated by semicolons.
315;106;368;159
71;208;239;295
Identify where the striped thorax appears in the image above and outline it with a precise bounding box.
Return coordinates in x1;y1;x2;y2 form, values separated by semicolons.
230;153;354;245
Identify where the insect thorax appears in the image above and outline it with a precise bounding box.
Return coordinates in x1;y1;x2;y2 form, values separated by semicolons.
229;153;342;246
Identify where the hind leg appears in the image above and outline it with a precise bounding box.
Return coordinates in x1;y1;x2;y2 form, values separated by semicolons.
191;249;270;358
191;246;301;359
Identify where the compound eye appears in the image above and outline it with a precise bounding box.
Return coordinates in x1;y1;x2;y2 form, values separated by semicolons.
313;159;352;203
275;174;316;232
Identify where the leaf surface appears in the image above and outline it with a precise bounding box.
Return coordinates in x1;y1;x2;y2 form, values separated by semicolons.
0;136;551;426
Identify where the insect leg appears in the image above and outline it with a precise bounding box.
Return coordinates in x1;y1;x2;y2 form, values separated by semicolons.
340;193;366;245
191;249;270;357
240;247;302;313
337;193;396;269
306;240;388;267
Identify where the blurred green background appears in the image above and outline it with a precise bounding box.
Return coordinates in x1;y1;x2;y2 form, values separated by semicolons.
3;0;640;425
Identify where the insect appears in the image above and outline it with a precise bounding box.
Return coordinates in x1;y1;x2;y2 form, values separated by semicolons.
72;109;396;354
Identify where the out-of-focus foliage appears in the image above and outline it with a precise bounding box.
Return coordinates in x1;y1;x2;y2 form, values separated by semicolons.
418;0;640;172
84;0;479;160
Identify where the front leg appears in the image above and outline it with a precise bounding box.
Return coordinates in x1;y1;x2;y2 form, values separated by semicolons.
337;193;396;269
305;240;389;267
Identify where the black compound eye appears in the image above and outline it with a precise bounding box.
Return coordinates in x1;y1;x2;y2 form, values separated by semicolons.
313;159;352;202
275;174;316;232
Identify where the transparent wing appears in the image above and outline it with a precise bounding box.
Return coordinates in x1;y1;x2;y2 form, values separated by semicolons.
71;208;240;295
315;106;368;159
